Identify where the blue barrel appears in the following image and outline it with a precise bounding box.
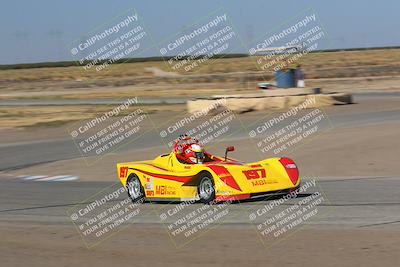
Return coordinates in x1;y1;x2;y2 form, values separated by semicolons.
275;69;295;88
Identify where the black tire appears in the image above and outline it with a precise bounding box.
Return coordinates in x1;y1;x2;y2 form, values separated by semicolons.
126;174;145;203
197;173;215;204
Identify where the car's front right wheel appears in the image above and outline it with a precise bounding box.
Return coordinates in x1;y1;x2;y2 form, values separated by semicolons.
198;173;215;204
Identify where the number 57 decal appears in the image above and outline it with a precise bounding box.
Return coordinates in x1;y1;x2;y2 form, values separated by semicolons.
242;169;266;180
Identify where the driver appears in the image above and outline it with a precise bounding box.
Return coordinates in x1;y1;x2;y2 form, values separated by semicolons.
183;143;205;164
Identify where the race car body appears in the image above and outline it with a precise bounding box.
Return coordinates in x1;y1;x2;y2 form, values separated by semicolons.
117;137;300;203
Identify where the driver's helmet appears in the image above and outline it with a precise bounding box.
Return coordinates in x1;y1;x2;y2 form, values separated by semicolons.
183;143;205;164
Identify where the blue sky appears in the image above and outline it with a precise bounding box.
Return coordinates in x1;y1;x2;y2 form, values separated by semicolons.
0;0;399;64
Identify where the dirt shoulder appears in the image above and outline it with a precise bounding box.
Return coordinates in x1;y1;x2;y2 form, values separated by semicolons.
0;223;399;267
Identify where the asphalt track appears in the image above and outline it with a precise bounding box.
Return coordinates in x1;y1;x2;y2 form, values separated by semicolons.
0;177;399;229
1;93;400;171
1;93;400;267
1;92;399;228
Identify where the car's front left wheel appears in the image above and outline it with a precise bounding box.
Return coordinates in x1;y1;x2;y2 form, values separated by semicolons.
126;175;144;203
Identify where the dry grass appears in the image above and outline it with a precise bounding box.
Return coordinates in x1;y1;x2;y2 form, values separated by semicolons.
1;49;400;129
0;104;185;129
0;49;399;83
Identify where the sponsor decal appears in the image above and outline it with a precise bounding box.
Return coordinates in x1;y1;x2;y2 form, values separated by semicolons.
251;179;267;186
156;185;177;196
144;176;154;190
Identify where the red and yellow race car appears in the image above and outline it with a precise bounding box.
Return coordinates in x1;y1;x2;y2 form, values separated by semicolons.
117;136;300;203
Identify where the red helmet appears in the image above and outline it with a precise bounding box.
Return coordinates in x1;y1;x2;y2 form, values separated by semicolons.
174;136;205;164
183;143;205;164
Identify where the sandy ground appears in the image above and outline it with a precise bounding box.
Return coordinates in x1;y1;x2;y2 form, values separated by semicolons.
1;223;399;267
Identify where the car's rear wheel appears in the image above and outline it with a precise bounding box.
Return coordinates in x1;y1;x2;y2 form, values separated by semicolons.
198;173;215;204
126;175;144;203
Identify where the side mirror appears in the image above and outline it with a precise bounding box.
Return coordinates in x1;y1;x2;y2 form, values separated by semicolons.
224;146;235;161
